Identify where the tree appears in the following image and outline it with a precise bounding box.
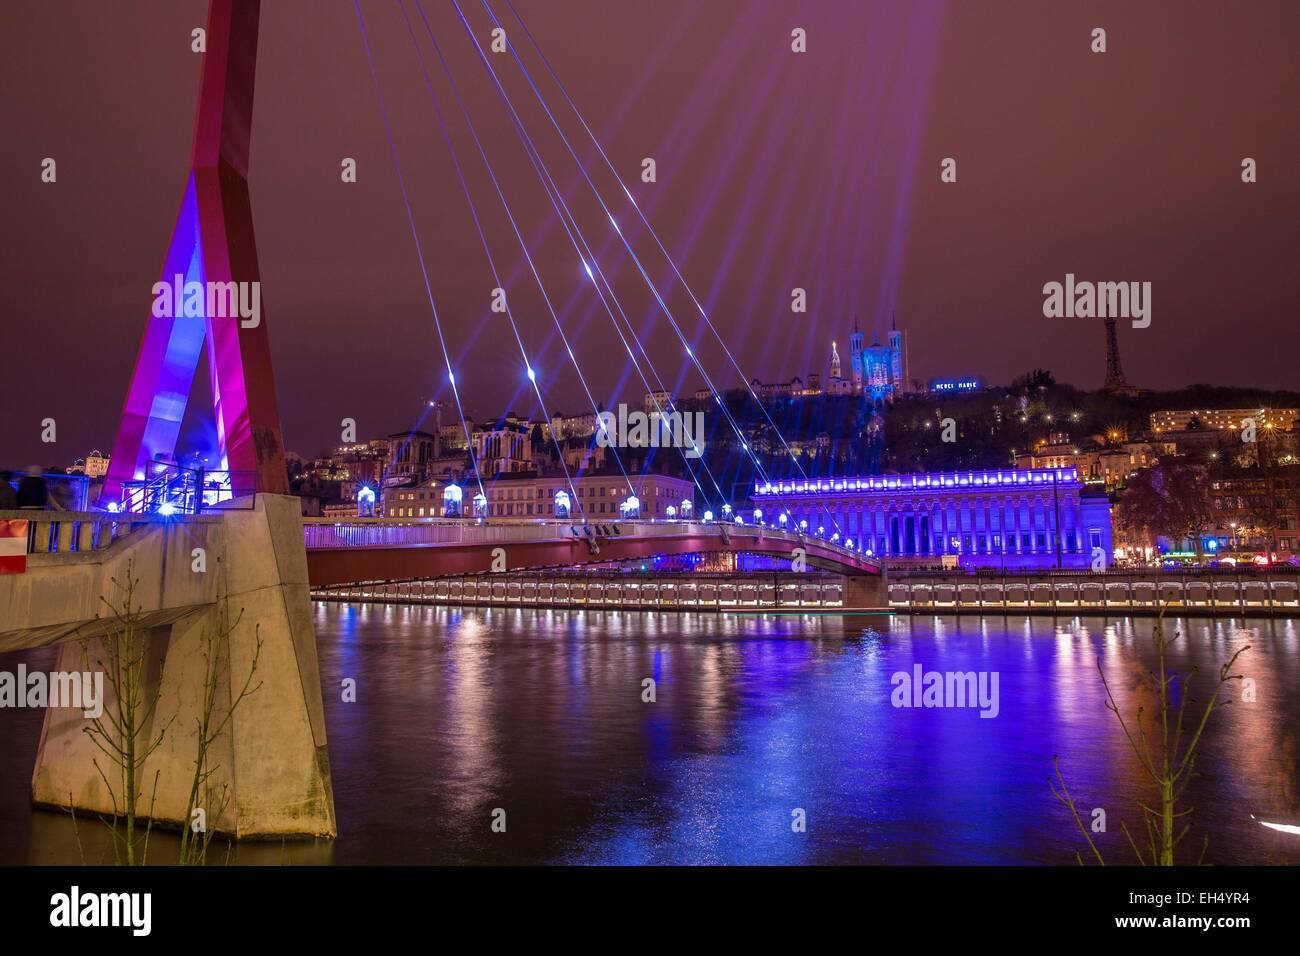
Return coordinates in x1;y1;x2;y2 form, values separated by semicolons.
1052;610;1249;865
77;564;172;865
1011;369;1056;392
179;578;263;866
1114;461;1215;558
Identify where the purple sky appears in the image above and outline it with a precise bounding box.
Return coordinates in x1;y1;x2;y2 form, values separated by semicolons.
1;0;1296;466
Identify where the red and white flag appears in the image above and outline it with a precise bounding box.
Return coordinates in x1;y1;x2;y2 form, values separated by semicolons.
0;520;28;574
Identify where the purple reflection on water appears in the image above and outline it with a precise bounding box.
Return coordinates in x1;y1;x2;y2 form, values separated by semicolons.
0;609;1296;865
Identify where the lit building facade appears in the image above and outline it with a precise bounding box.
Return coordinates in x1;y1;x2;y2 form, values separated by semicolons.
1150;407;1298;435
751;467;1113;570
383;477;446;518
1016;438;1169;489
1208;467;1300;560
477;472;696;520
387;430;438;481
471;421;531;476
384;472;695;520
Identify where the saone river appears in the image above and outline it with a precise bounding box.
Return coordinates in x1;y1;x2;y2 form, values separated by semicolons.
2;605;1297;865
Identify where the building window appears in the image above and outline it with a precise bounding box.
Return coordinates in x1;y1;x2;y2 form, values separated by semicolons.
1089;529;1102;551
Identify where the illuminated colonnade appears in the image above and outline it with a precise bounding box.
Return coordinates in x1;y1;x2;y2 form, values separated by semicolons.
752;468;1114;570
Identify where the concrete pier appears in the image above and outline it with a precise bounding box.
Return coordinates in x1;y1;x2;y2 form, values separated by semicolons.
2;495;335;839
841;569;892;610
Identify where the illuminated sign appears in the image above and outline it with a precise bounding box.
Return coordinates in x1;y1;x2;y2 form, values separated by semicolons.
929;377;983;393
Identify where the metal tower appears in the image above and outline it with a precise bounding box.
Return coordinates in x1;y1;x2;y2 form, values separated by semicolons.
1103;316;1128;391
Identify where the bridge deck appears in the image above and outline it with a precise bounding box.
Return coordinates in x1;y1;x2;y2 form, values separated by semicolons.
301;517;880;586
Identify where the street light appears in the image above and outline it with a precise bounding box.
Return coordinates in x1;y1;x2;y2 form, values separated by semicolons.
357;485;376;518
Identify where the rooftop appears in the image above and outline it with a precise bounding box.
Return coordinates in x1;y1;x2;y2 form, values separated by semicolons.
754;467;1082;497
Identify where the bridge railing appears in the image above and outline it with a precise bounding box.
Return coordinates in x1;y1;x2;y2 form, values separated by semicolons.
302;518;577;549
301;516;877;569
0;509;221;556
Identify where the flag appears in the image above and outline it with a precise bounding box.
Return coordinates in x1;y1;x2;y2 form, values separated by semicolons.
0;519;29;574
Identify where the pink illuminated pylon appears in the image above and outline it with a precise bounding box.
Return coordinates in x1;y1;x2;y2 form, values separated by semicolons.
105;0;287;501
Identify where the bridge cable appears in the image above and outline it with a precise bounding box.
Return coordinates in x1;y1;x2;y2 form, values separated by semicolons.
495;0;854;540
417;0;727;507
462;0;836;532
447;1;743;509
352;0;487;506
393;0;593;517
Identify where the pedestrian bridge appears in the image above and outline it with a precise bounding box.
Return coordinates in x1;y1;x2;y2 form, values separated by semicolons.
302;516;882;587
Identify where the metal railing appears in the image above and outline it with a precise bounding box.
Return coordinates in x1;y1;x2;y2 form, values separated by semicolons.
119;461;256;514
300;516;878;569
1;509;222;556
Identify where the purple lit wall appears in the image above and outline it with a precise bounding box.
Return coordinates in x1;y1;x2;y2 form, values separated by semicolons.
752;468;1113;570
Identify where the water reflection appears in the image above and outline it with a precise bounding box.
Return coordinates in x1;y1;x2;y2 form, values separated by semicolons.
0;608;1297;865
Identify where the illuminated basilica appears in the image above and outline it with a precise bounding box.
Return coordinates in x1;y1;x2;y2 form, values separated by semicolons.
749;318;907;403
827;318;906;401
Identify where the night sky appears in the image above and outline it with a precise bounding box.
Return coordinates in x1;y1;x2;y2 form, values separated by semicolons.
1;0;1296;467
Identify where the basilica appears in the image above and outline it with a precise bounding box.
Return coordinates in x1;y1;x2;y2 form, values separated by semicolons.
827;318;906;401
748;318;907;403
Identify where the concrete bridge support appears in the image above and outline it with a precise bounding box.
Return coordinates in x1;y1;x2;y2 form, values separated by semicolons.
22;495;335;839
841;568;890;610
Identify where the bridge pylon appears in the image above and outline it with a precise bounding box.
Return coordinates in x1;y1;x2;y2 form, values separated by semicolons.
104;0;287;503
841;565;891;610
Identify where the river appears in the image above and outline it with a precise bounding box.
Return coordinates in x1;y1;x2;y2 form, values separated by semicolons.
1;605;1297;865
